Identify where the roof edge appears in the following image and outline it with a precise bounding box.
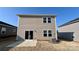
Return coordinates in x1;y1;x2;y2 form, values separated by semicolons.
58;17;79;28
17;14;56;17
0;21;17;28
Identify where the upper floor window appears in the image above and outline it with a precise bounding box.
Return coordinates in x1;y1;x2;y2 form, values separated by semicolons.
43;17;46;23
43;17;51;23
48;17;51;23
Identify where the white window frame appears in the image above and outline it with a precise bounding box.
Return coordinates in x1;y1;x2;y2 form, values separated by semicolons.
43;30;52;37
43;17;52;23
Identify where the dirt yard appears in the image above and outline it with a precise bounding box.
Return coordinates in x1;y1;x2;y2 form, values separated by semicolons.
9;40;79;51
9;41;79;51
1;37;79;51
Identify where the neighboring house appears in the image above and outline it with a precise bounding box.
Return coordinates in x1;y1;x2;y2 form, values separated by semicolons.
0;21;17;38
16;14;57;42
58;18;79;41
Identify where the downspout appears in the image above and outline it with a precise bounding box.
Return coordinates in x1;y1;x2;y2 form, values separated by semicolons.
16;16;20;41
54;17;58;40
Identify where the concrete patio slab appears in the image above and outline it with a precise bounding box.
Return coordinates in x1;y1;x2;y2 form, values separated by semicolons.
7;40;37;47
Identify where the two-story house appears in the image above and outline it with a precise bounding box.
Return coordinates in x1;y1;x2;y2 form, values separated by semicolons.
16;14;57;46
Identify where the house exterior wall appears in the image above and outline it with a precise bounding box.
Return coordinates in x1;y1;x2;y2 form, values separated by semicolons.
59;22;79;41
17;16;57;41
0;25;17;38
6;27;17;36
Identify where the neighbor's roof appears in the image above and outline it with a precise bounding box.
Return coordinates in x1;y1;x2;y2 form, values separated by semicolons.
0;21;17;28
17;14;56;17
59;18;79;27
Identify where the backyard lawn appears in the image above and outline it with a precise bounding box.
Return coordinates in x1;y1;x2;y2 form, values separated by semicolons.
0;37;79;51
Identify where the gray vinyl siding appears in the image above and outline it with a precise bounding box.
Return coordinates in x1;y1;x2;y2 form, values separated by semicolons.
59;21;79;41
0;25;17;38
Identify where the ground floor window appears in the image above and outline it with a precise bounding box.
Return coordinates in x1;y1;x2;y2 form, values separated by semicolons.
43;30;52;37
43;30;47;37
48;30;52;37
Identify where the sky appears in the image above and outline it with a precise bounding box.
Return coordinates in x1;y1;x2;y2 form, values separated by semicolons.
0;7;79;28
